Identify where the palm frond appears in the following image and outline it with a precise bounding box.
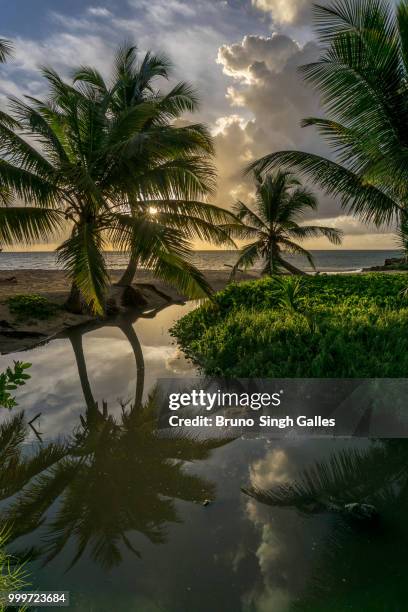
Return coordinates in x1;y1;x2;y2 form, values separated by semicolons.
231;241;262;278
0;206;64;245
248;150;400;225
287;224;343;244
57;223;109;315
0;39;13;63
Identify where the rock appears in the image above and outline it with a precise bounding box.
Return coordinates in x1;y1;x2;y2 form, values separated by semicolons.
202;499;212;507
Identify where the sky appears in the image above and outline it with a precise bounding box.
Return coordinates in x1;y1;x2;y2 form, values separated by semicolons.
0;0;397;250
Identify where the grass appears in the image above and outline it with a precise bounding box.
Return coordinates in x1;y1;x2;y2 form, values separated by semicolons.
171;274;408;377
7;294;60;321
0;529;29;612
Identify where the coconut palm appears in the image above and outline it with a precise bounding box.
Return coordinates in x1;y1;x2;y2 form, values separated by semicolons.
0;52;236;314
226;170;342;276
249;0;408;251
72;43;237;290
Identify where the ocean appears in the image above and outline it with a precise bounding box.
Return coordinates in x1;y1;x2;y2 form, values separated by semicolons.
0;250;402;273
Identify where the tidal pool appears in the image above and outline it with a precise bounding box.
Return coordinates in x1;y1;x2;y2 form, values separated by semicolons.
0;303;406;611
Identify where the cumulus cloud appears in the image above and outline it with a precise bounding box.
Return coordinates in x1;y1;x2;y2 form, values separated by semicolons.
213;34;328;215
252;0;313;26
217;34;298;81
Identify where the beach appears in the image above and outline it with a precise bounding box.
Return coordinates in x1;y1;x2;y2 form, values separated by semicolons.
0;268;260;354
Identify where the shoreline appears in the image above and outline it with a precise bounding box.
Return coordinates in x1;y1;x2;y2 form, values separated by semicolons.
1;266;406;355
0;268;260;355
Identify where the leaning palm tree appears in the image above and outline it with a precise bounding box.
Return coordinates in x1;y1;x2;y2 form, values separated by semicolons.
73;44;237;290
226;170;342;276
0;61;234;314
249;0;408;250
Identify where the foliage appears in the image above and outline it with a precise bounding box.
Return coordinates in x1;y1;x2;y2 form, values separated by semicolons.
0;362;31;409
0;529;28;612
0;39;13;64
171;274;408;377
73;45;238;287
223;170;342;276
0;392;231;570
0;44;237;314
7;294;60;321
249;0;408;246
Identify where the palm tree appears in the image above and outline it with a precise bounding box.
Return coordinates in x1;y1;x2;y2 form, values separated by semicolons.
249;0;408;250
0;51;236;315
226;170;342;276
72;43;238;290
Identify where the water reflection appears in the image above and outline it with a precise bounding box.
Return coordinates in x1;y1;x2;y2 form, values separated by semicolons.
0;316;232;572
244;440;408;611
0;304;407;610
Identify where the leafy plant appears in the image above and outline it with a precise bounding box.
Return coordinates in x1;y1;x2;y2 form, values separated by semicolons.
171;274;408;377
0;362;31;409
7;294;60;321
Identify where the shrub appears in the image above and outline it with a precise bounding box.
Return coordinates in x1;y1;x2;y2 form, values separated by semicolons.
171;274;408;377
0;362;32;409
7;294;60;321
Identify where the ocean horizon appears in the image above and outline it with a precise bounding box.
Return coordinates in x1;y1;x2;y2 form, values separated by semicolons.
0;249;402;273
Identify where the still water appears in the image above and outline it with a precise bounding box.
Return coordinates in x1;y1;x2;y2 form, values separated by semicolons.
0;303;407;611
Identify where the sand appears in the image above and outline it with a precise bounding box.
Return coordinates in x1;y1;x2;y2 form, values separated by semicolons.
0;268;260;354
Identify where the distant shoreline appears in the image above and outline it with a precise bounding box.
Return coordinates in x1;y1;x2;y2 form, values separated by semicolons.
0;249;403;274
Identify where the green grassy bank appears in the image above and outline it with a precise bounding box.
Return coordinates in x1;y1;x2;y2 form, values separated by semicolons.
171;274;408;377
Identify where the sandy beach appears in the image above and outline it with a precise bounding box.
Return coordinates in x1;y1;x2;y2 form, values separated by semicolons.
0;268;260;354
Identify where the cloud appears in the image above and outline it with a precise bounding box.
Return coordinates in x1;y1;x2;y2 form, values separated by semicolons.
87;7;112;18
307;215;392;236
252;0;312;26
127;0;200;26
217;34;298;81
213;34;326;213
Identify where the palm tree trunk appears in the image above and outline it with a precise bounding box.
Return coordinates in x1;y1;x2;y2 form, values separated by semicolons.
65;282;85;314
69;330;96;411
278;257;307;275
119;320;145;410
116;256;138;287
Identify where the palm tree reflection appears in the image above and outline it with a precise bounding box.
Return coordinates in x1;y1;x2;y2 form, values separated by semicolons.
243;440;408;610
1;317;232;570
